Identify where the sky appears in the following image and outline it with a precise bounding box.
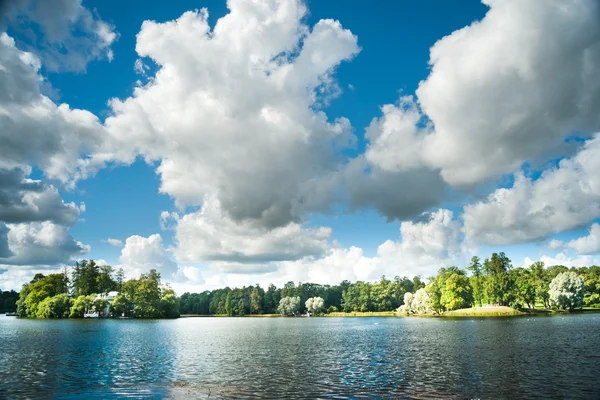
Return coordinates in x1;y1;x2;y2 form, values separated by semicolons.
1;0;600;293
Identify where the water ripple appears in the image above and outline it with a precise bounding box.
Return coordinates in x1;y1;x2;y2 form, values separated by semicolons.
1;315;599;398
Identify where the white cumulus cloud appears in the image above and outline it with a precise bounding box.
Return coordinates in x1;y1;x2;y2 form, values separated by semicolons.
463;135;600;245
191;208;467;290
93;1;359;228
172;196;332;267
0;168;82;225
0;33;106;184
104;238;123;248
0;0;117;71
365;0;600;186
0;221;89;266
568;223;600;255
119;234;178;279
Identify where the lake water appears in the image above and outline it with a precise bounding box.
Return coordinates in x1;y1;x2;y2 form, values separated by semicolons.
1;314;599;399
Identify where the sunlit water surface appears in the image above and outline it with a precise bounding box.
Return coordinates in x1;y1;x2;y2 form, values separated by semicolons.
1;314;599;399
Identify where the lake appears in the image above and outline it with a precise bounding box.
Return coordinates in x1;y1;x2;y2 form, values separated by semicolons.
1;314;599;399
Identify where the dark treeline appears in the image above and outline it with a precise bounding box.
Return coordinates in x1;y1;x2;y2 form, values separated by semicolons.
181;276;426;315
0;289;18;313
181;253;600;315
16;260;179;318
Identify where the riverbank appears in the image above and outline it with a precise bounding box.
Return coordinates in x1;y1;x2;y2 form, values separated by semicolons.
326;311;398;317
444;306;600;317
444;306;524;317
180;314;281;318
327;307;524;317
180;307;600;319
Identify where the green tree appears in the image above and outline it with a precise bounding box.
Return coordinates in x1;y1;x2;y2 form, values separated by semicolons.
250;285;264;314
482;253;514;306
357;282;372;312
37;294;73;318
225;292;233;316
72;260;100;296
467;256;483;307
0;290;19;313
160;289;180;318
115;268;125;294
97;265;116;295
426;267;473;312
94;298;109;315
69;295;96;318
412;276;425;292
511;268;536;308
61;266;70;294
111;294;134;317
280;281;297;299
371;277;393;311
530;261;550;308
263;284;280;314
441;272;473;311
341;284;360;312
17;273;70;317
579;266;600;307
126;269;163;318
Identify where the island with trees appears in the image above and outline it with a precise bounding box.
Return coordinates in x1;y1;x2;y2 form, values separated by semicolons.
5;252;599;319
13;260;180;319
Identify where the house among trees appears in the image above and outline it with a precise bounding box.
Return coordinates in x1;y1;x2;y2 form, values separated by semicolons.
96;291;119;316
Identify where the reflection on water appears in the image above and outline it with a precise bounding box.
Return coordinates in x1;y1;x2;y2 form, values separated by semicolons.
1;314;599;399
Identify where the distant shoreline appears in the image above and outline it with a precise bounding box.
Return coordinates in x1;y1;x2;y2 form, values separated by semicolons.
179;307;600;319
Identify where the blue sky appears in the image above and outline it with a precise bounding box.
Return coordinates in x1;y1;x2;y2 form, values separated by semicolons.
46;0;489;258
1;0;600;292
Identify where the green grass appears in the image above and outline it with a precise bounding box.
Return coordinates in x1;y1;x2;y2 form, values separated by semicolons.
325;311;399;317
444;306;524;317
182;307;600;319
245;314;281;317
180;313;282;318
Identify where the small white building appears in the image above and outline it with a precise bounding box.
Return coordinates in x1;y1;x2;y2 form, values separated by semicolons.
96;291;119;316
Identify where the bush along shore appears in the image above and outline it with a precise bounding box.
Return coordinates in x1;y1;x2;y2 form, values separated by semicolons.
9;252;600;319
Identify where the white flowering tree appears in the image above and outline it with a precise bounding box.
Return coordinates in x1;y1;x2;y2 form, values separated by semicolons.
397;292;413;314
549;272;585;311
305;297;324;315
277;296;301;316
397;288;431;314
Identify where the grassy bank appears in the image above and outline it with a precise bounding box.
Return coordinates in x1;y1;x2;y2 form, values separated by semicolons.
180;314;281;318
325;311;399;317
443;306;600;316
182;308;600;319
444;306;524;317
327;308;525;317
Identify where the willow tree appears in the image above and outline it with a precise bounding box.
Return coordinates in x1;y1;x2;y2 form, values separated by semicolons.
305;297;324;315
277;296;300;316
549;272;585;311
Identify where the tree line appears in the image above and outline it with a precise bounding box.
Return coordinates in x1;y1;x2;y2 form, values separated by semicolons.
10;252;600;319
181;253;600;316
420;253;598;313
0;289;18;313
15;260;180;318
180;276;426;316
